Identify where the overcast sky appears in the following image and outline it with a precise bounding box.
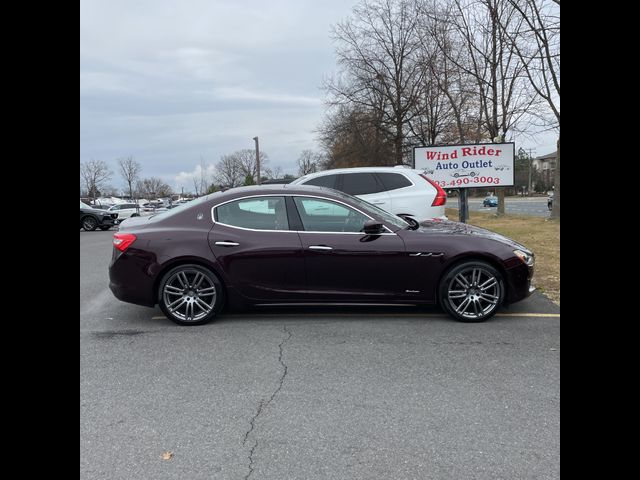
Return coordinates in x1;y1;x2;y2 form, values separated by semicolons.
80;0;557;194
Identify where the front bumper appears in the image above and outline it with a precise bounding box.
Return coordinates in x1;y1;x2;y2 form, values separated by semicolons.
505;263;535;304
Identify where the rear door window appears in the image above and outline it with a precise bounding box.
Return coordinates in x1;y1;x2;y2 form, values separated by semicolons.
215;196;289;231
304;174;338;189
376;172;412;191
339;173;385;195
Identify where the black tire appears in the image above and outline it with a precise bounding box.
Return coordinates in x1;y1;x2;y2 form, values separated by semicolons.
398;214;420;229
438;260;504;322
81;216;98;231
158;264;224;326
131;213;139;217
99;226;111;231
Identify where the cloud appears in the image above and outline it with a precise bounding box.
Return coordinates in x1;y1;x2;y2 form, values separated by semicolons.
174;163;218;194
81;0;558;196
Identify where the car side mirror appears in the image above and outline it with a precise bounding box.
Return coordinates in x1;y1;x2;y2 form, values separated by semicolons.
363;220;384;234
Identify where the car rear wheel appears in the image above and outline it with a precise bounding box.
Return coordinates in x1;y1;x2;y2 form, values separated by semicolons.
158;265;224;326
82;216;98;231
439;260;504;322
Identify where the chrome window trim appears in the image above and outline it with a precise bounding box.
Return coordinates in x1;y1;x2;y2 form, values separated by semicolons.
210;193;397;235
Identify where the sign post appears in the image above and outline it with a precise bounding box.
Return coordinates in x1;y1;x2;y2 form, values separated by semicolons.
413;142;515;223
459;188;468;223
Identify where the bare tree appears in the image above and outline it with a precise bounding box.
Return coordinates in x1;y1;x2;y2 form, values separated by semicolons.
138;177;172;198
318;105;396;169
418;1;485;144
199;156;209;196
235;148;269;182
192;176;200;197
214;154;243;188
80;160;113;199
215;149;268;187
503;0;559;218
297;150;321;176
439;0;536;214
264;165;284;180
326;0;426;165
101;185;121;197
118;157;142;200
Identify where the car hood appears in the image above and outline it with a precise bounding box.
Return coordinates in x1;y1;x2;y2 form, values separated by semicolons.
417;219;531;252
83;208;115;216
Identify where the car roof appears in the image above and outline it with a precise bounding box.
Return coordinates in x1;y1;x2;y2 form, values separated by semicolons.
216;184;332;198
299;166;415;177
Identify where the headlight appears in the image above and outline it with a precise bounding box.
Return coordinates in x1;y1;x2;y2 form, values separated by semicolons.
514;249;534;267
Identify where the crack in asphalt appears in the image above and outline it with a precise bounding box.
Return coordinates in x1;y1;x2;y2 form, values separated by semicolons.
243;325;292;480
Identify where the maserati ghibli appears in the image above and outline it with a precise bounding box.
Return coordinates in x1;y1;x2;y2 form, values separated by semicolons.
108;185;534;325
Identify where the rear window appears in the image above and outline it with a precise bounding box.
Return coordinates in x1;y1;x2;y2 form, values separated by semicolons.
340;173;385;195
215;196;289;231
304;174;338;189
376;172;412;191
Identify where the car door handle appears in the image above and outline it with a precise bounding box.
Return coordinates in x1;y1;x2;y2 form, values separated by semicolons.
309;245;333;251
214;241;240;247
372;201;385;205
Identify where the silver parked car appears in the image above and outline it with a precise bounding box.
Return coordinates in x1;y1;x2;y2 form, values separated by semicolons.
107;203;146;222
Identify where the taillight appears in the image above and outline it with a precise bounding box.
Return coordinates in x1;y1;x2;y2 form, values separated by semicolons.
113;233;137;252
420;174;447;206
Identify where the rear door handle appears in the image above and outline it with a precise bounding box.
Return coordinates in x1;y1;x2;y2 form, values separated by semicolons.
215;241;240;247
309;245;333;251
372;201;385;205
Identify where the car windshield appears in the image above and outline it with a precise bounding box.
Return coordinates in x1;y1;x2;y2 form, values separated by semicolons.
324;189;409;231
80;201;92;209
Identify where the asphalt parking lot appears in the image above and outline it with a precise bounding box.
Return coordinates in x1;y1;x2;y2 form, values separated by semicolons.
81;230;559;480
449;196;550;217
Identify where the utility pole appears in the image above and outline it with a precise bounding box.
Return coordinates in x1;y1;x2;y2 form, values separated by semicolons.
527;148;536;195
252;136;261;185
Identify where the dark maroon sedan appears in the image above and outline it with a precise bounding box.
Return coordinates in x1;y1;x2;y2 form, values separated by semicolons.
109;185;534;325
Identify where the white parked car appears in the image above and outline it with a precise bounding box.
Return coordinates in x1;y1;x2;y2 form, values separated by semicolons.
107;203;146;222
290;166;447;222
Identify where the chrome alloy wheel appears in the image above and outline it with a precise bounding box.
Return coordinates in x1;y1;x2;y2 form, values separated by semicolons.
82;216;97;231
162;268;217;323
446;266;501;320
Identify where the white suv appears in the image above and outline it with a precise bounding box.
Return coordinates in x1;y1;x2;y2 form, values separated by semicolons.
290;167;447;222
107;203;146;222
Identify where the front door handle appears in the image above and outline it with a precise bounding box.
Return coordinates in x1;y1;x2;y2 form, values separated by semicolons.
372;201;385;205
309;245;333;251
215;241;240;247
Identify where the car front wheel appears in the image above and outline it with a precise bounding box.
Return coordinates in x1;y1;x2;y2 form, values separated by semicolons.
158;265;224;326
439;260;504;322
82;216;98;231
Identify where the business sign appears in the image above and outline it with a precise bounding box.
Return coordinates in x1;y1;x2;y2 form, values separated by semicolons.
413;142;514;188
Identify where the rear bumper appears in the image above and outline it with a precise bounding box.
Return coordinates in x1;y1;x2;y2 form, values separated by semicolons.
108;249;158;307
